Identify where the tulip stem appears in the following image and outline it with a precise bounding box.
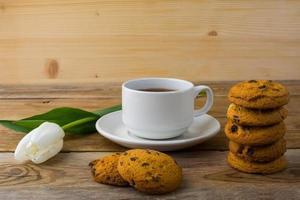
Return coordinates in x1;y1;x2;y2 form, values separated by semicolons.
62;117;96;131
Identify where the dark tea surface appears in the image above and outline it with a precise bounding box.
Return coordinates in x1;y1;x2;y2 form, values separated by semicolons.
138;88;176;92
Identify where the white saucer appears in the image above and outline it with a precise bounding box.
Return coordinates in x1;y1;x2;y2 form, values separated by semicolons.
96;110;220;151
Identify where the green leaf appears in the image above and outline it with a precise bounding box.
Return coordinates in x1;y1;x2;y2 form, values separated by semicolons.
15;120;61;129
23;107;99;125
0;120;31;133
0;105;122;135
61;117;98;135
93;104;122;116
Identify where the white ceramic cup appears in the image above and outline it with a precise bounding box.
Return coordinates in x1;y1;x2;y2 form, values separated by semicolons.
122;78;214;139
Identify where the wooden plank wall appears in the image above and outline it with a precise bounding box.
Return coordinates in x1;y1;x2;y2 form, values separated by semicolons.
0;0;300;84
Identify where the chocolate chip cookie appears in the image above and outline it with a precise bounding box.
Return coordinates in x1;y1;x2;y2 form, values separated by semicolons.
117;149;182;194
229;138;286;162
228;80;289;109
227;151;287;174
227;103;288;126
89;153;128;186
225;121;286;146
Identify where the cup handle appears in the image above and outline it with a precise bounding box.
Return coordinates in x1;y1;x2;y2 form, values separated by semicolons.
193;85;214;117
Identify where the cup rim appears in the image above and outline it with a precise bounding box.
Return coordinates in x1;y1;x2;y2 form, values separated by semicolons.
122;77;194;94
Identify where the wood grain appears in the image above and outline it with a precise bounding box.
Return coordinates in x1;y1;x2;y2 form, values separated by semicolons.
0;150;299;199
0;0;300;84
0;81;299;152
1;80;300;99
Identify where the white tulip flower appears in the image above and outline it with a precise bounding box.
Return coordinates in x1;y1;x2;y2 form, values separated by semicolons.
14;122;65;164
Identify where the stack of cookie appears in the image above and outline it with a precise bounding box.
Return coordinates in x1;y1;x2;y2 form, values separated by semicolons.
225;80;289;174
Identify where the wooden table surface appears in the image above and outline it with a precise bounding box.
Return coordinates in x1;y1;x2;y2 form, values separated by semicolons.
0;80;299;200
